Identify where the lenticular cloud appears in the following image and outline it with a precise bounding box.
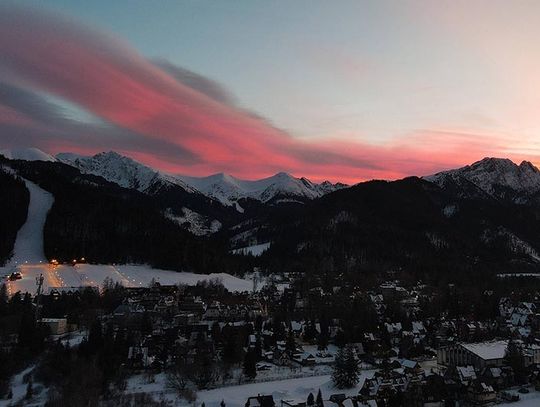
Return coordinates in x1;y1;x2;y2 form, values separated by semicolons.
0;5;534;182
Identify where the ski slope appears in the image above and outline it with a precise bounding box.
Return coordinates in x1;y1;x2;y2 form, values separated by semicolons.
1;176;253;296
5;263;254;295
8;178;54;265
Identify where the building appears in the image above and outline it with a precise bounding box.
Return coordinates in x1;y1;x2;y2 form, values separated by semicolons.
246;395;275;407
39;318;68;335
437;340;508;369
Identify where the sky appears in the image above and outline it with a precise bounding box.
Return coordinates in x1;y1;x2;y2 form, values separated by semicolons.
1;1;540;183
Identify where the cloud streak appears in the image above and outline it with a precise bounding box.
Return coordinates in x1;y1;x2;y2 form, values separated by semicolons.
0;4;539;183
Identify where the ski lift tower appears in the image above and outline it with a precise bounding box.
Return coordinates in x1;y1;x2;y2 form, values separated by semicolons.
35;274;44;322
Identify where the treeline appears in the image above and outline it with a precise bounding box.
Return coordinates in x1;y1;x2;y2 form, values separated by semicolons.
4;159;249;274
258;177;540;283
0;169;29;265
0;286;49;397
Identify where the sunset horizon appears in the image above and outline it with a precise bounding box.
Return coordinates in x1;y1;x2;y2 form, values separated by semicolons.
2;1;540;183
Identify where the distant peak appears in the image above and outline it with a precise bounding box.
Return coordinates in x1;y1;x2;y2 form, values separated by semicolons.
0;147;56;162
519;160;540;172
207;172;236;182
473;157;515;166
95;151;123;159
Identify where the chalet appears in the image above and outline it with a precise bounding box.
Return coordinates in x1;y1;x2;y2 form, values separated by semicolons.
397;359;422;375
467;380;496;405
246;395;275;407
480;366;514;389
281;400;306;407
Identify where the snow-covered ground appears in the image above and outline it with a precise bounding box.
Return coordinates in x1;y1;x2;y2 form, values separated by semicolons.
2;364;47;406
232;242;271;257
164;207;222;236
0;175;253;295
8;179;54;265
3;263;254;295
500;388;540;406
125;369;376;407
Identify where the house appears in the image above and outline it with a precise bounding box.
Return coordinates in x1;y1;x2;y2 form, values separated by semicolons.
397;359;422;375
480;366;514;389
456;366;477;385
328;394;347;405
467;381;496;405
246;395;275;407
281;400;306;407
40;318;68;335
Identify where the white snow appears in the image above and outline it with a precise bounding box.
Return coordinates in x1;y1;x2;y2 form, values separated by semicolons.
0;147;56;162
3;263;254;295
178;172;346;207
4;364;47;406
499;389;540;406
7;178;54;265
56;151;197;194
124;369;376;407
425;157;540;198
0;173;251;295
56;150;347;209
164;207;222;236
232;242;271;257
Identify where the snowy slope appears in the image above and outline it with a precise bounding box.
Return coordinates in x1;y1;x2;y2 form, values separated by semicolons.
178;172;347;206
425;157;540;200
164;207;222;236
0;147;56;162
56;150;346;207
5;263;254;294
8;178;54;265
231;242;271;256
57;151;197;194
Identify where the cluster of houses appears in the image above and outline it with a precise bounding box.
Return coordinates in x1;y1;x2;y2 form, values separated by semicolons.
8;273;540;406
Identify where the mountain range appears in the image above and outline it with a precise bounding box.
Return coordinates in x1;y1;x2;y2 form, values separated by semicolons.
3;147;540;280
54;150;346;210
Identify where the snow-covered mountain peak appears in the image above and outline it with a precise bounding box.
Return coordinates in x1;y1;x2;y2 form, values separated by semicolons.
426;157;540;199
56;150;347;207
1;147;56;162
178;171;347;206
56;151;196;193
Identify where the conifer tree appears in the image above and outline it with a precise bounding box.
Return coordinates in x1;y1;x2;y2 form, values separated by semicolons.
307;392;315;407
332;345;360;389
316;389;324;407
243;350;257;379
505;339;526;383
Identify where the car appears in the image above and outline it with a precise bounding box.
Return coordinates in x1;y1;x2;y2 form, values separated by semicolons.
518;387;529;394
501;391;520;401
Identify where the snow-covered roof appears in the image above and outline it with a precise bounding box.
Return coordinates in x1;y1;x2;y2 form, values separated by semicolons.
457;365;476;379
461;340;508;360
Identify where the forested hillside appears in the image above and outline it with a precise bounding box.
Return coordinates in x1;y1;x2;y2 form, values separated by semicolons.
2;158;246;274
259;177;540;283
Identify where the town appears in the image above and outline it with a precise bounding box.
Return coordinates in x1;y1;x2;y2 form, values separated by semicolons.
2;268;540;406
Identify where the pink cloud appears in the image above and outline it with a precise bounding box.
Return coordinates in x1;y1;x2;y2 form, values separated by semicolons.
0;5;539;184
